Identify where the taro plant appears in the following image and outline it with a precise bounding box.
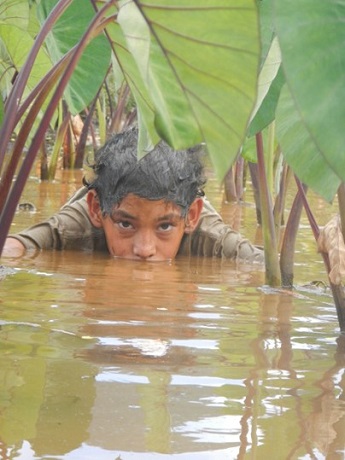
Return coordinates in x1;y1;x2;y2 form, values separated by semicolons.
244;0;345;329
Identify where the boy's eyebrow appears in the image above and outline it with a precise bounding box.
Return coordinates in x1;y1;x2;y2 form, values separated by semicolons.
110;210;182;221
156;212;183;222
110;209;136;220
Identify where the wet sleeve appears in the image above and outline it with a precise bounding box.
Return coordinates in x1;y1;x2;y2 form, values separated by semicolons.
188;198;264;263
9;197;106;252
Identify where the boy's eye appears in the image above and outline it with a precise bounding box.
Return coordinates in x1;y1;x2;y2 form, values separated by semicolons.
159;222;173;231
118;220;133;229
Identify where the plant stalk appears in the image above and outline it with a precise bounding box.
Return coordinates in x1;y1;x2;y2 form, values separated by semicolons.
248;162;261;225
256;132;281;286
280;184;307;288
295;176;345;331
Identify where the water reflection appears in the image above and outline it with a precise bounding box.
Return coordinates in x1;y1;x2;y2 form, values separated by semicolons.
0;250;344;459
237;291;345;459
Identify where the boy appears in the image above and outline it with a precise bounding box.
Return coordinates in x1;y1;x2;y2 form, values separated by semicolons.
3;126;263;263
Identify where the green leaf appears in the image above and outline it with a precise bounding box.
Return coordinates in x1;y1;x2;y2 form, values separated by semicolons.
0;1;51;101
0;0;30;29
118;0;260;179
0;25;51;90
257;0;275;67
248;36;283;136
37;0;111;114
106;21;160;152
241;134;257;163
0;33;16;97
274;0;345;183
276;84;340;202
248;67;284;137
0;95;3;126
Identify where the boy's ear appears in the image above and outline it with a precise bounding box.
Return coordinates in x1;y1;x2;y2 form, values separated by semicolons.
185;197;203;233
87;190;103;228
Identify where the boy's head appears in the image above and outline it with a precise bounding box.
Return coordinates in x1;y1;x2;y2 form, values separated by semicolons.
84;126;206;216
84;127;206;261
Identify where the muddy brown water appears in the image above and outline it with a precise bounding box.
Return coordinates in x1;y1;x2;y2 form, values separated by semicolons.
0;169;344;460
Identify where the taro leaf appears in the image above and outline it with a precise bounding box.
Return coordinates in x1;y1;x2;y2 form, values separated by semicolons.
248;67;284;138
0;33;15;97
241;134;257;163
248;36;282;137
276;84;340;202
257;0;275;67
274;0;345;183
0;26;51;94
0;1;51;100
0;96;3;126
106;21;160;154
0;0;29;30
118;0;260;179
37;0;111;115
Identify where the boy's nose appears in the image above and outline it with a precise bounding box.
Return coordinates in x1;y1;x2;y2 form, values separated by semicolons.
133;231;156;259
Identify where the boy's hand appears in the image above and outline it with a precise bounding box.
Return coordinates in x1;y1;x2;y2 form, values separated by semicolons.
2;238;26;258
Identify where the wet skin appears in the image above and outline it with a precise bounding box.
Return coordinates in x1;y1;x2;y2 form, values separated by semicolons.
87;191;203;261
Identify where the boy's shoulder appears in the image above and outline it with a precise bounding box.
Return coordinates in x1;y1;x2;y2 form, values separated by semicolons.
61;186;88;209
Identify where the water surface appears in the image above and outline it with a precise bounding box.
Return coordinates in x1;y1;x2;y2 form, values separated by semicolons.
1;170;344;460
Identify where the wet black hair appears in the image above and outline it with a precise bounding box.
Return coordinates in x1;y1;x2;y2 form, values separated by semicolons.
84;126;206;217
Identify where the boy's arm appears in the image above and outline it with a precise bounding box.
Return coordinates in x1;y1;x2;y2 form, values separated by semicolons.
2;194;106;256
2;237;26;257
185;197;264;263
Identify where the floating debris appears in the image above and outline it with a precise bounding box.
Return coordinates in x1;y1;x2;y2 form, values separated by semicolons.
17;202;37;212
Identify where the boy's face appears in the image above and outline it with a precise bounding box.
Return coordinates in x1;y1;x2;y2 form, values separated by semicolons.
87;192;203;261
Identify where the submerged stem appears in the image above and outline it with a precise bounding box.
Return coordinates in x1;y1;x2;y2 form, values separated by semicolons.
280;184;307;288
295;176;345;331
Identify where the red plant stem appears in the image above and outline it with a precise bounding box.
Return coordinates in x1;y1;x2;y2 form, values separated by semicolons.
294;175;345;331
0;56;71;211
0;0;73;169
0;3;116;254
235;156;245;200
294;175;320;240
248;162;261;225
14;53;71;126
280;184;307;288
